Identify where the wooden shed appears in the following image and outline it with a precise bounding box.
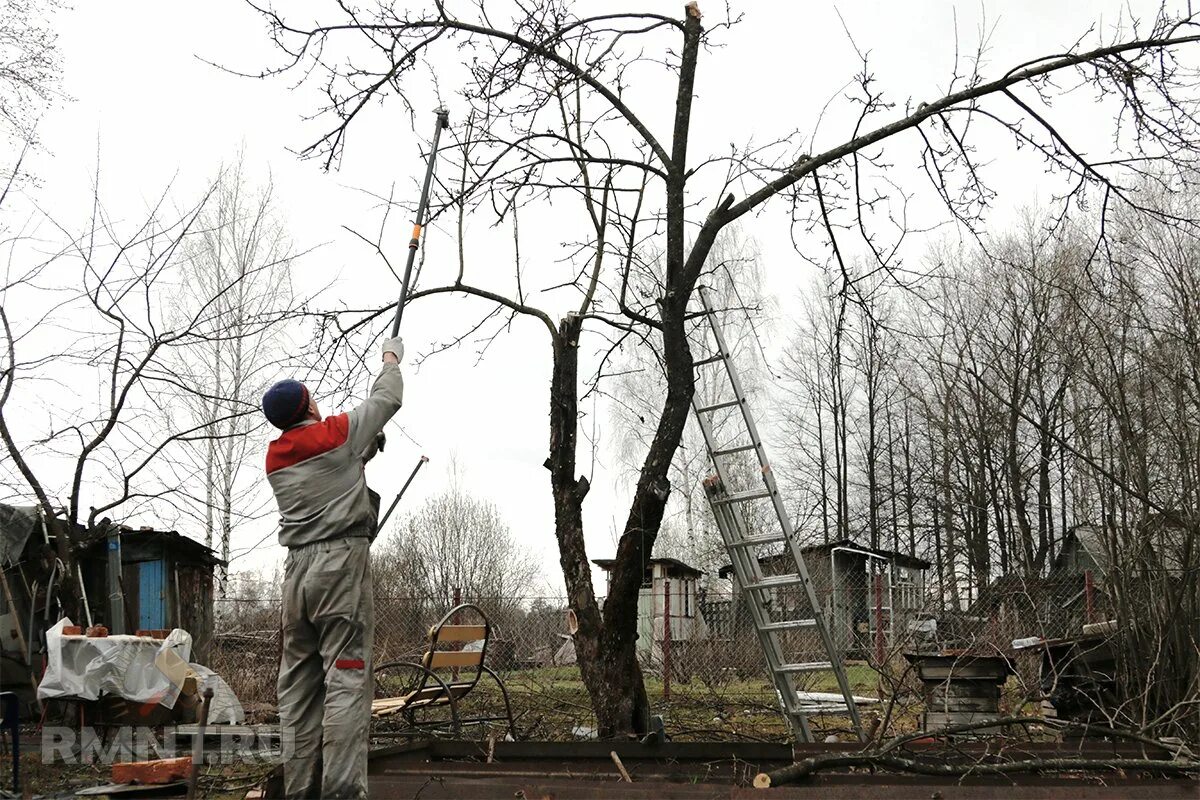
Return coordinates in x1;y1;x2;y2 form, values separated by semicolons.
2;506;223;706
593;556;710;666
75;525;222;660
718;539;930;657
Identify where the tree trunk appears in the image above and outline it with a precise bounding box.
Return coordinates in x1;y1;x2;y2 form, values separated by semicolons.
544;316;613;731
600;290;696;735
903;407;916;556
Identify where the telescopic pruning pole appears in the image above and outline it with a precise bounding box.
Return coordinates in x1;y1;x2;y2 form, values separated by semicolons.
376;455;430;535
391;108;451;337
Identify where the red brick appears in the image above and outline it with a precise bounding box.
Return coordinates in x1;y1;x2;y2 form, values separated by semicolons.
86;625;109;638
112;756;192;785
134;628;170;639
61;625;82;636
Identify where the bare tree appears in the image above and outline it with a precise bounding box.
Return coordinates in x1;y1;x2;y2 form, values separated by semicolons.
607;226;770;580
776;191;1200;739
250;0;1200;735
170;156;297;594
0;0;63;146
0;171;299;619
372;461;541;609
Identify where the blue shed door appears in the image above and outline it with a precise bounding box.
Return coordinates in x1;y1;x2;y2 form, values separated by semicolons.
137;560;167;630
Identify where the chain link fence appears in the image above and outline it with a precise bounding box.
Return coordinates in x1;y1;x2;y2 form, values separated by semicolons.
207;564;1115;741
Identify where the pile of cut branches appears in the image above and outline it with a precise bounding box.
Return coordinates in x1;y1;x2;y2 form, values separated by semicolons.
755;716;1199;788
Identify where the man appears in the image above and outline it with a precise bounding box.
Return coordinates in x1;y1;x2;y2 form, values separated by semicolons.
261;335;404;799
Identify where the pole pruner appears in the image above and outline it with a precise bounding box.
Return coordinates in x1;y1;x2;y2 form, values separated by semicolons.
390;107;451;337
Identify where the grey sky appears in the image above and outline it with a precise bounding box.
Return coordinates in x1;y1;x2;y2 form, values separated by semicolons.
5;0;1175;593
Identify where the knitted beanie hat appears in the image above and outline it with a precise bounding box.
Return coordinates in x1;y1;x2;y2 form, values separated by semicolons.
262;379;311;429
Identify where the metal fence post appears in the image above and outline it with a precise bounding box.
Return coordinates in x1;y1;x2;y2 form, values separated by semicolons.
873;572;885;665
1084;570;1095;624
452;586;462;680
663;578;672;700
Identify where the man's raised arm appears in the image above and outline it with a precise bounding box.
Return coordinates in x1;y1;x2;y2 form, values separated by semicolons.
348;336;405;457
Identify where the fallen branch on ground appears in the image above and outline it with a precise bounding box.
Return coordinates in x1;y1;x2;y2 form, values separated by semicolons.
755;716;1200;788
754;753;1200;788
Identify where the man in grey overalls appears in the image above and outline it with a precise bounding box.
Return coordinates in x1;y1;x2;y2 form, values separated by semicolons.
261;336;404;799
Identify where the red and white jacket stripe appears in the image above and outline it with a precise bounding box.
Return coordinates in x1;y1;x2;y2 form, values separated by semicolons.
266;363;403;548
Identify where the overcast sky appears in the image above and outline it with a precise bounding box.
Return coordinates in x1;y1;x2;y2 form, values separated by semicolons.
5;0;1180;595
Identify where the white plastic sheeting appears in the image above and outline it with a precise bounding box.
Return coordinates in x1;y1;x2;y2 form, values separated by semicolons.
37;618;245;723
38;618;192;706
188;662;245;724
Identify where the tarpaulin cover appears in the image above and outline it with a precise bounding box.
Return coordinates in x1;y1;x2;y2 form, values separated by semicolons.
0;503;39;564
189;662;246;725
36;618;245;723
38;617;193;706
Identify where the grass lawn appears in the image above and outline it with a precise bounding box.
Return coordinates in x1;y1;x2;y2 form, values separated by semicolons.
382;662;889;742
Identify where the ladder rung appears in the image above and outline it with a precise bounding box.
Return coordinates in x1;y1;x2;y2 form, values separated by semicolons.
776;662;832;674
727;533;788;548
791;705;851;713
696;398;742;413
746;574;806;591
712;488;773;504
713;443;759;456
761;618;817;632
694;352;726;367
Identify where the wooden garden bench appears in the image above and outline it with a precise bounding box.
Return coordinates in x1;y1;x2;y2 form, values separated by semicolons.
371;603;515;738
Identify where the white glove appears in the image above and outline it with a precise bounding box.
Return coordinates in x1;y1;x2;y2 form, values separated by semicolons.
382;336;404;361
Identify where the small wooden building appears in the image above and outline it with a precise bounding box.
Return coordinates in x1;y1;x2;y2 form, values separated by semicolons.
718;539;930;657
75;525;222;659
0;505;222;681
593;556;709;666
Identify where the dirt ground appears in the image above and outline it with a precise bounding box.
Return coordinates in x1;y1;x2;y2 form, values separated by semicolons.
0;663;910;798
0;727;276;799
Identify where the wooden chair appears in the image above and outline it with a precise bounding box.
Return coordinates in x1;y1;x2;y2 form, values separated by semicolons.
371;603;515;738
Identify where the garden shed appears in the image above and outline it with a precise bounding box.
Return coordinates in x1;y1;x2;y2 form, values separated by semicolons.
593;556;710;666
0;503;223;678
718;539;930;657
75;525;222;659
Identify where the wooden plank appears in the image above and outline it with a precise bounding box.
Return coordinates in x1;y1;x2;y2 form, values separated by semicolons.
425;650;483;669
424;739;795;763
373;681;475;717
433;625;487;643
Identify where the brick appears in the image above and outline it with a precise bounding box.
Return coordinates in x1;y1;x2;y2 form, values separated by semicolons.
86;625;109;638
61;625;82;636
112;756;192;785
136;629;169;639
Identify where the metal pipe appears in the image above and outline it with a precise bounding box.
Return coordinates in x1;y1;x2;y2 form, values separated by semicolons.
390;108;451;337
186;685;214;800
832;545;891;653
76;563;92;629
174;566;182;629
25;581;36;665
662;577;672;700
44;560;58;621
107;528;125;635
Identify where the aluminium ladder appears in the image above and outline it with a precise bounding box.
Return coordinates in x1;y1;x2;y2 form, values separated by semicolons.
689;286;864;743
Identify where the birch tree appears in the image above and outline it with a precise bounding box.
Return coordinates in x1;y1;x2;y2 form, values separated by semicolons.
171;158;296;594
